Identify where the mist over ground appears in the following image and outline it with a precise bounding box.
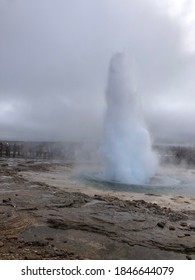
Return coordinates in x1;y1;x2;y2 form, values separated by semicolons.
0;0;195;143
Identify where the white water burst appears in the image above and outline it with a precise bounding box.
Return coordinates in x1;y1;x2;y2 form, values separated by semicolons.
101;52;158;184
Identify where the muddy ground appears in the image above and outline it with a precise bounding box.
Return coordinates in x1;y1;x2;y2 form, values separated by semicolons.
0;158;195;260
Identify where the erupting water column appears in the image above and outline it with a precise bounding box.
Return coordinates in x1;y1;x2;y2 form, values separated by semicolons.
101;52;157;184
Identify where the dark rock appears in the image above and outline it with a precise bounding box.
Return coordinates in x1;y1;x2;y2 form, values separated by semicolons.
184;247;195;253
47;218;65;229
2;198;11;203
7;236;17;241
177;235;185;238
157;222;166;228
9;249;14;254
186;255;192;260
189;225;195;231
1;164;8;167
169;212;188;222
169;226;175;231
180;222;188;227
25;241;49;247
45;237;54;241
55;250;68;257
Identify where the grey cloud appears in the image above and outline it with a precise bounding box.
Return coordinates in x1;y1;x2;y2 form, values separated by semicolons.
0;0;195;142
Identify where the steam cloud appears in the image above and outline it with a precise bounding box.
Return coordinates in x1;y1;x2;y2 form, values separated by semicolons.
101;53;157;184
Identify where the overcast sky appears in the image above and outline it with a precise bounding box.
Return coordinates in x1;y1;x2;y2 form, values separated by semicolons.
0;0;195;143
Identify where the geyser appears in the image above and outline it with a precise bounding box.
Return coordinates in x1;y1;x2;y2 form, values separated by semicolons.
101;52;157;184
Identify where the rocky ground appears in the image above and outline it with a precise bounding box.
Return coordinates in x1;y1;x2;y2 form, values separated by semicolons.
0;158;195;260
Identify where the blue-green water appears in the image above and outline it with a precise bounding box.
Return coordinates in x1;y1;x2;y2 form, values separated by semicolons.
78;166;195;197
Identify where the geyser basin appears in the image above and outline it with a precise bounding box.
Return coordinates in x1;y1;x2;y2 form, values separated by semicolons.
101;52;157;184
82;165;195;196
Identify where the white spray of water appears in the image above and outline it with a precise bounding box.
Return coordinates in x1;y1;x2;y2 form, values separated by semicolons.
101;52;158;184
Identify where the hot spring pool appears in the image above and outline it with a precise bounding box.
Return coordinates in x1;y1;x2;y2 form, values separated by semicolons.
80;165;195;196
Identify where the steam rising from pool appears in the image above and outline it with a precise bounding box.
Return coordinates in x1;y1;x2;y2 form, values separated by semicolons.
101;52;157;184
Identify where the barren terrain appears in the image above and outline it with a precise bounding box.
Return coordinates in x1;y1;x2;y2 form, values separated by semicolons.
0;158;195;260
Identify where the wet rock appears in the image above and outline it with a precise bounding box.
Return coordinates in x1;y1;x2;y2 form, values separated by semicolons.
1;159;195;260
157;222;166;228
